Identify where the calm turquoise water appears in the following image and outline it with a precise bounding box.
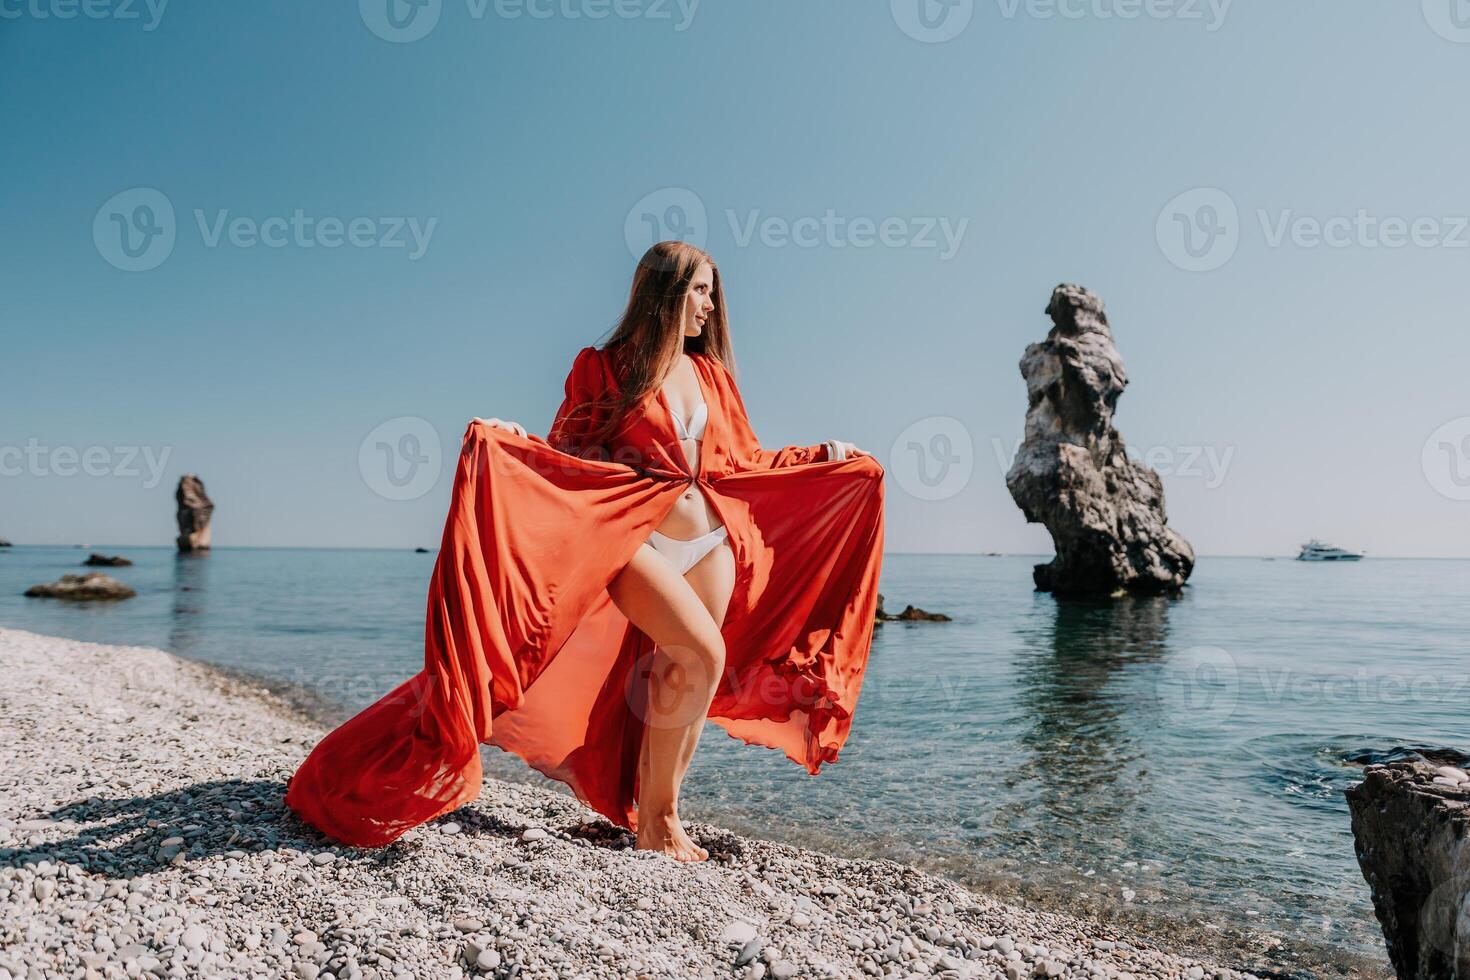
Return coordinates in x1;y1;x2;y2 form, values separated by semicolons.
4;546;1465;977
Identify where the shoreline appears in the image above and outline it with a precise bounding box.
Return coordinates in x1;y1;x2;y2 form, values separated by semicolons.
0;625;1354;979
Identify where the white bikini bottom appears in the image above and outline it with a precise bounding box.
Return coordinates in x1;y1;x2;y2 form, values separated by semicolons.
646;526;730;575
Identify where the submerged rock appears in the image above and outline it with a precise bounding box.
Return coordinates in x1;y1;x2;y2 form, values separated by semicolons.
1004;284;1194;597
176;474;214;553
1346;754;1470;979
25;572;136;600
83;553;133;567
874;592;951;624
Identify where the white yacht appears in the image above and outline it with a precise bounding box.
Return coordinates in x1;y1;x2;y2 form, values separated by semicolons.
1296;539;1365;562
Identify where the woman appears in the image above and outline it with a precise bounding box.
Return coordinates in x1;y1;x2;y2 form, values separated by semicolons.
285;241;886;863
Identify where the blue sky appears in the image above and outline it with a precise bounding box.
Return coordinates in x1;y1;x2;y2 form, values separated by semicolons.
4;0;1469;556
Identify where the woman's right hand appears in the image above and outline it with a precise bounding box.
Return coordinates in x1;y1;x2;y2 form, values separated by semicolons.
473;417;528;438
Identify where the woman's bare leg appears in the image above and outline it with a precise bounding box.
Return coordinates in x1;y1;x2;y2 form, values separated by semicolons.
668;538;736;792
606;541;729;862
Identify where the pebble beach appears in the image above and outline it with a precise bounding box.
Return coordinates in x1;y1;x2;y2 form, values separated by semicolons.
0;625;1273;980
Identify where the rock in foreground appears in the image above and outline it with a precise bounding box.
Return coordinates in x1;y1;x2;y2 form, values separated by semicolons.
1005;284;1195;597
23;572;136;600
1346;754;1470;979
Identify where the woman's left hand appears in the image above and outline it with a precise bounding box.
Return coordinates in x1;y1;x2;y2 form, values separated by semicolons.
828;440;870;460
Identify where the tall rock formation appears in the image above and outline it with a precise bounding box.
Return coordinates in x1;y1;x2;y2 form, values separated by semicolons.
1005;284;1194;596
176;474;214;553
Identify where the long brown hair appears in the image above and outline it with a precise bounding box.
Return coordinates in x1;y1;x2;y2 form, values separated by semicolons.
574;241;734;451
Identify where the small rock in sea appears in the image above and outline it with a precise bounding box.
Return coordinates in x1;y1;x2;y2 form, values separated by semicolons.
720;920;757;944
83;553;133;566
1122;888;1136;902
24;572;136;600
520;828;548;842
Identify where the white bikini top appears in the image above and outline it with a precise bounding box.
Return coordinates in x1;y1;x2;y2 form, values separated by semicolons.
668;387;709;442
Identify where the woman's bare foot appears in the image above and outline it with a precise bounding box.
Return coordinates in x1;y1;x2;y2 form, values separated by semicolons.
634;809;708;862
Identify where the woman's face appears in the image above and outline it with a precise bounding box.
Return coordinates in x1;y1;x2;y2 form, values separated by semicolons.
681;261;716;338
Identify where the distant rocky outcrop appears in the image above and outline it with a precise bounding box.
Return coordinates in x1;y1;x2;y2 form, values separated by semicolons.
1004;284;1195;597
83;553;133;567
1346;752;1470;979
874;593;951;624
415;547;431;554
0;539;11;547
176;475;214;553
25;573;136;600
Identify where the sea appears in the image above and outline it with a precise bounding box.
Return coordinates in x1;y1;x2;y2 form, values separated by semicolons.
3;545;1465;978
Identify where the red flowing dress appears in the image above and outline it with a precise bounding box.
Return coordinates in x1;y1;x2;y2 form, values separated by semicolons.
284;345;886;847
